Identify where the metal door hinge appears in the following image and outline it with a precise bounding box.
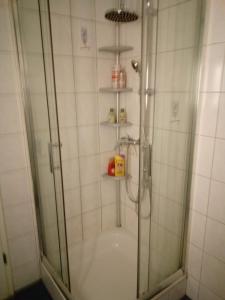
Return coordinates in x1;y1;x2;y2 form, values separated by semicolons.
2;252;7;265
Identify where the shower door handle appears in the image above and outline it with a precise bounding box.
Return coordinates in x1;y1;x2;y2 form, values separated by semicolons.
143;143;152;185
48;142;54;173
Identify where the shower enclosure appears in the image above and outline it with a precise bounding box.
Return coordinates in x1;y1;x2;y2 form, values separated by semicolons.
12;0;203;299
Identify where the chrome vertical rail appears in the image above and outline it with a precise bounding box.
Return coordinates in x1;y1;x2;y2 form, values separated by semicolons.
115;22;121;227
137;0;158;298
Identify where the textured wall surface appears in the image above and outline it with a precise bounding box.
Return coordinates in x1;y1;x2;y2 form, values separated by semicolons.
187;1;225;299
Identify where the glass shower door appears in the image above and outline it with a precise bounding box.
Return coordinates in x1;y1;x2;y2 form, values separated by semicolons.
14;0;70;288
138;0;203;298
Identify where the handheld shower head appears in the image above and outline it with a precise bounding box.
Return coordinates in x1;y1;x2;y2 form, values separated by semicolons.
131;60;141;74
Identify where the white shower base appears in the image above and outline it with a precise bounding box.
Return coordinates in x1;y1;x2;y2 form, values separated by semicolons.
69;228;138;300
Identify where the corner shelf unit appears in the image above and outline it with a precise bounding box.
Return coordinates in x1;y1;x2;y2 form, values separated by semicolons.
99;87;133;93
100;121;132;128
102;173;132;181
99;13;137;228
98;45;133;54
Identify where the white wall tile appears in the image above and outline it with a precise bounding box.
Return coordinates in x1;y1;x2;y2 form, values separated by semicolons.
60;127;78;160
208;180;225;224
71;0;95;20
64;188;81;219
0;53;17;93
216;94;225;139
80;155;100;185
83;208;101;240
102;203;116;231
198;93;219;137
0;134;26;172
99;127;116;152
200;44;225;92
101;180;116;206
81;182;101;213
195;136;214;177
0;95;21;134
51;14;72;55
26;54;46;93
186;276;199;300
212;139;225;182
50;0;70;15
204;218;225;263
29;93;49;131
18;9;42;53
204;0;225;44
189;210;206;249
9;234;37;268
54;55;75;93
0;169;30;207
4;202;33;240
66;216;82;246
199;284;223;300
57;93;77;127
78;125;99;156
74;57;97;92
201;254;225;299
62;158;80;190
0;3;13;51
12;259;40;290
191;175;210;215
76;93;98;126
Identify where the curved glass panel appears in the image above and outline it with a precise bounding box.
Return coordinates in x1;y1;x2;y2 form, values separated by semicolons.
138;0;203;297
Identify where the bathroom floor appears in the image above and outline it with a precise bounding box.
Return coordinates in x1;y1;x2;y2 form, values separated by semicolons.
11;281;52;300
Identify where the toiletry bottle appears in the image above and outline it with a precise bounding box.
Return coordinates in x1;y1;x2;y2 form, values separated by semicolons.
115;155;125;177
119;68;126;89
112;63;121;89
108;108;116;123
108;157;115;176
119;108;127;124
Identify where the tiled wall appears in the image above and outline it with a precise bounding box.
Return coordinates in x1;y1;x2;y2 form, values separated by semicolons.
49;0;143;248
49;0;119;247
0;0;40;291
186;1;225;299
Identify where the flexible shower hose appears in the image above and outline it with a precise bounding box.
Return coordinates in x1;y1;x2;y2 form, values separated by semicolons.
124;144;150;219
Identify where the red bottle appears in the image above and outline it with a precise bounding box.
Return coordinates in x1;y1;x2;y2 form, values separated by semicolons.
108;158;115;176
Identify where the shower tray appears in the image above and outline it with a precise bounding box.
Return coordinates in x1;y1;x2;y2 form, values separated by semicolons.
68;228;137;300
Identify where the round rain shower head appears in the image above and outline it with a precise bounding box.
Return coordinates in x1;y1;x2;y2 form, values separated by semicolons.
105;9;138;22
131;60;141;74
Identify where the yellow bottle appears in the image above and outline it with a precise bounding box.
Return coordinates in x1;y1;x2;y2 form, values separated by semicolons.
115;155;125;177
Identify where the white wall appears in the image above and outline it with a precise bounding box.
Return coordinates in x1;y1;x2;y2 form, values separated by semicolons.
0;0;40;291
186;1;225;299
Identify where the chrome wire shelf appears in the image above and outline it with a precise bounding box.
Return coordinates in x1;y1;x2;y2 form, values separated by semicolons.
100;121;132;128
102;173;131;181
99;87;133;93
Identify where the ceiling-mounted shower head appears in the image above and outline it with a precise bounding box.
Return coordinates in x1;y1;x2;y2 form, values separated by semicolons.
105;0;138;23
131;60;141;74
